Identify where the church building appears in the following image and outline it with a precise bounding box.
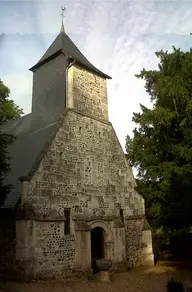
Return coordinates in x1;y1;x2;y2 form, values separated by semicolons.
0;16;154;280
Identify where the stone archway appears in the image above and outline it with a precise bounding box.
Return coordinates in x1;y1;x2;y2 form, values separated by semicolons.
90;221;114;273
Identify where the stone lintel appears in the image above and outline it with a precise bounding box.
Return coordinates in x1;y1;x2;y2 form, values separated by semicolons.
72;215;119;222
70;108;110;126
74;221;91;231
16;216;64;222
125;215;145;221
16;211;145;222
16;206;64;221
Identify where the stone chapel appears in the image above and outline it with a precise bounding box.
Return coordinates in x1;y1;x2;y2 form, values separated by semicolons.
0;20;154;280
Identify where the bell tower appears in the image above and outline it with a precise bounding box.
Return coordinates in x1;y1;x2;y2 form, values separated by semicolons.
29;7;111;126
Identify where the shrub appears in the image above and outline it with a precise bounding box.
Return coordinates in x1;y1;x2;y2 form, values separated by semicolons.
166;278;184;292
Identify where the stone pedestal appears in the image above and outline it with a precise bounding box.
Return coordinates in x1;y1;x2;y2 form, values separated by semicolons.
96;259;112;283
100;270;110;282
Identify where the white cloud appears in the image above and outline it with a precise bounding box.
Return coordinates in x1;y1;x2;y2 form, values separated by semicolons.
1;0;192;151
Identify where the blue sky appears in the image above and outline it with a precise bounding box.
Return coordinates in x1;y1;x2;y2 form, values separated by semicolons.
1;0;192;149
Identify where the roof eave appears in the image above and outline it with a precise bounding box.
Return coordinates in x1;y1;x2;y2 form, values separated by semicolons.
67;57;111;80
29;49;112;79
29;49;63;72
97;70;112;80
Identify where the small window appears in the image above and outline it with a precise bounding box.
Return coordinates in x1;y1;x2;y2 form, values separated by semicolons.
64;208;71;235
120;208;124;222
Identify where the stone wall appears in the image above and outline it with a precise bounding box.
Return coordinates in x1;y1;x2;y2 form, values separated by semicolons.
18;108;146;278
24;110;144;220
125;218;154;268
34;221;75;279
125;218;144;267
67;64;108;121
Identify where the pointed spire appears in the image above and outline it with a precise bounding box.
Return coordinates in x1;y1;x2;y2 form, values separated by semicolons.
60;6;66;33
30;13;111;79
61;22;64;33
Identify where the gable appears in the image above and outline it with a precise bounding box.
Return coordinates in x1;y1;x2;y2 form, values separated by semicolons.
24;110;144;219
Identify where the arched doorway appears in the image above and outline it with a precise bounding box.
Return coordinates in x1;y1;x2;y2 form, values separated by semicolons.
91;227;105;273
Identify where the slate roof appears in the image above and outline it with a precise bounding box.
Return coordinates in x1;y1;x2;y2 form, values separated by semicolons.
2;121;57;208
30;31;111;79
2;113;32;137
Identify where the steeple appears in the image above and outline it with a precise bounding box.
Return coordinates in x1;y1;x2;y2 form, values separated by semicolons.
29;7;111;124
29;8;111;79
60;6;65;33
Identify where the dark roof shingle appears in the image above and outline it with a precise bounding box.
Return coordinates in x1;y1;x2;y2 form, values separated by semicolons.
2;122;57;208
30;32;111;79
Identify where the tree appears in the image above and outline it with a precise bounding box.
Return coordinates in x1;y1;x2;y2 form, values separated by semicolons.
126;47;192;234
0;79;23;206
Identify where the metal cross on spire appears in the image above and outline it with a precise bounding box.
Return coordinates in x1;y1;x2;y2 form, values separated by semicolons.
60;6;66;32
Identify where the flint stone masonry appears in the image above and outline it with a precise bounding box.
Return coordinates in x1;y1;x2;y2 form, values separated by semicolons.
17;106;153;277
34;221;75;278
24;110;145;220
67;64;108;121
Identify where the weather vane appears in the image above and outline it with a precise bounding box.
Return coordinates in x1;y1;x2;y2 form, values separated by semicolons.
60;6;66;32
61;6;66;24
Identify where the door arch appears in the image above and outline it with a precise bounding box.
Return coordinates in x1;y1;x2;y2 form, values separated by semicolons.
91;227;105;273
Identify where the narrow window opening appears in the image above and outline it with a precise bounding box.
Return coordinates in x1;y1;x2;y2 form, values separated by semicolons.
79;127;82;133
99;132;101;138
64;208;71;235
120;208;124;222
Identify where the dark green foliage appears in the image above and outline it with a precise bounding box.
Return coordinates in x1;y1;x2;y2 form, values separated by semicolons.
0;79;23;206
126;47;192;233
153;235;170;251
166;278;184;292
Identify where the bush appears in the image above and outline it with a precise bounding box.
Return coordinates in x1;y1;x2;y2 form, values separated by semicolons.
153;235;170;254
166;278;184;292
153;235;171;264
159;250;172;261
